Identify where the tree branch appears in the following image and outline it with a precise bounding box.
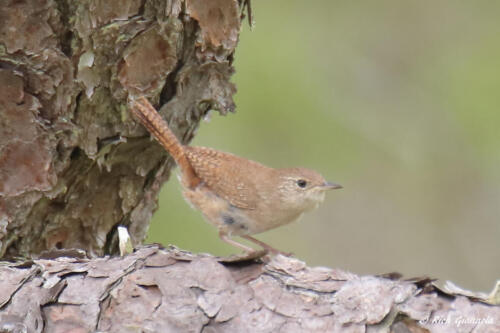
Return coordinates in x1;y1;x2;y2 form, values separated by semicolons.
0;245;498;332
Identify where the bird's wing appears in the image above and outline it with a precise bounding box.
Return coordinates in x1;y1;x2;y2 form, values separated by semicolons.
184;146;262;210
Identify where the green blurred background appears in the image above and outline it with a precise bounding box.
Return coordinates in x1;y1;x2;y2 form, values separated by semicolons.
148;0;500;291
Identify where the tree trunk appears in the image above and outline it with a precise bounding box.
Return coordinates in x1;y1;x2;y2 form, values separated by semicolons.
0;245;499;332
0;0;241;258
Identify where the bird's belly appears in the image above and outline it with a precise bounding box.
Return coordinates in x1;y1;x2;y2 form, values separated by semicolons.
182;186;255;236
218;206;304;236
182;186;305;236
247;210;304;234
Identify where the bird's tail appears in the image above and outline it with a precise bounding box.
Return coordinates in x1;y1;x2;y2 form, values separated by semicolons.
130;97;200;188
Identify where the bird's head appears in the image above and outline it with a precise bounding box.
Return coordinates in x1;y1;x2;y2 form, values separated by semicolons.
276;167;342;212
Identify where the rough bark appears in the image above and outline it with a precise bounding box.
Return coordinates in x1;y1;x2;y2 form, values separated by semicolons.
0;0;242;258
0;245;498;333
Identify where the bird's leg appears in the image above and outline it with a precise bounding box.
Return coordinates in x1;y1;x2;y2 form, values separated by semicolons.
219;231;257;253
218;231;268;262
242;235;293;257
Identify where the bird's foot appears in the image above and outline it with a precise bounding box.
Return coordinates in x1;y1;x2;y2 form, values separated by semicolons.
216;249;268;263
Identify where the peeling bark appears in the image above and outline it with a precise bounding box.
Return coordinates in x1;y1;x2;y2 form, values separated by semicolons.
0;246;498;332
0;0;242;258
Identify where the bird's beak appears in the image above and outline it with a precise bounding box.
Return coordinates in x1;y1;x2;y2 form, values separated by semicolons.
321;182;343;190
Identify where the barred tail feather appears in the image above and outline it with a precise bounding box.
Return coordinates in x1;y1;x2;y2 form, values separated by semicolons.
131;97;200;188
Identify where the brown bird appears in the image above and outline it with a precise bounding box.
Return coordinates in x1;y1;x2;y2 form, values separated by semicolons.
130;97;342;256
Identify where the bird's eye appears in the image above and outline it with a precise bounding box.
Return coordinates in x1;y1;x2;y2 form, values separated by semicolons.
297;179;307;188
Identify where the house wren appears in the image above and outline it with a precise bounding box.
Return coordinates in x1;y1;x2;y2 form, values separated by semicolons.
130;97;342;256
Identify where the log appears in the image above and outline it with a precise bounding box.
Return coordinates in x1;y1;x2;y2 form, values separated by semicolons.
0;245;498;332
